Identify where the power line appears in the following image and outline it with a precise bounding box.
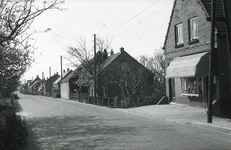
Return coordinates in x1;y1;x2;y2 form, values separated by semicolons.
100;0;161;36
96;0;147;34
113;2;173;38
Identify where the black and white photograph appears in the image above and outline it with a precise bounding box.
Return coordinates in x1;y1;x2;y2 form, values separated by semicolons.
1;0;231;149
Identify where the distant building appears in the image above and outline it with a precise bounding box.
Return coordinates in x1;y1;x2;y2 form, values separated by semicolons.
44;73;60;96
53;69;72;97
59;69;79;100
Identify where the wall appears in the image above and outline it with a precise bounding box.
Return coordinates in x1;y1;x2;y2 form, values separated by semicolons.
60;82;70;99
164;0;211;106
101;50;152;98
165;0;211;56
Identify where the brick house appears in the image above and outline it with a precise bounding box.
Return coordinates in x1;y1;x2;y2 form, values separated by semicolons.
98;47;153;106
75;47;153;106
164;0;231;117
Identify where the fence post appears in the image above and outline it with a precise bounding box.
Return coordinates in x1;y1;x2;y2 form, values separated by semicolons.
115;97;117;107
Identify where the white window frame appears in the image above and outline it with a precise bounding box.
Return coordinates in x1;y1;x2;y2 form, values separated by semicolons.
189;17;198;41
175;23;184;45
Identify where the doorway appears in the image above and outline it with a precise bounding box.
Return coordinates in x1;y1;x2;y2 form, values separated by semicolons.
169;78;175;102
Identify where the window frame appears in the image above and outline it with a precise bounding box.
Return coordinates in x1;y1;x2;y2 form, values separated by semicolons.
188;17;199;42
181;77;202;97
175;23;184;46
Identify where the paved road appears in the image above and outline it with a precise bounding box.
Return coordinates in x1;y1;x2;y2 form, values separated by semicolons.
17;93;231;150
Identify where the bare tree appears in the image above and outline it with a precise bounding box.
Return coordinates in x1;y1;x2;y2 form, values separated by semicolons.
66;36;111;90
139;49;166;102
0;0;64;97
100;61;153;107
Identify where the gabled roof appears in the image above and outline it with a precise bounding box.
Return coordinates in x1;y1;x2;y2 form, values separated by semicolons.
45;74;60;86
163;0;231;49
101;52;121;70
60;71;74;83
30;76;41;87
30;80;40;88
53;70;72;85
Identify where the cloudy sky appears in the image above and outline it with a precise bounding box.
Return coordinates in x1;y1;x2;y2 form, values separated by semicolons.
21;0;174;82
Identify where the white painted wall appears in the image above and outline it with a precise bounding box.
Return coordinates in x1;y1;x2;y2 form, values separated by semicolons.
60;82;70;99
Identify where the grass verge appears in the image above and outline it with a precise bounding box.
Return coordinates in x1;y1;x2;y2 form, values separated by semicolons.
0;96;28;150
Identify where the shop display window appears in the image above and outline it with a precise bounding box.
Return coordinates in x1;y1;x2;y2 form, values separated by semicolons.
181;77;202;96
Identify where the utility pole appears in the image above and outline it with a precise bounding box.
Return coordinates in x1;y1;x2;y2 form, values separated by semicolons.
60;56;63;79
42;72;44;95
60;56;63;96
94;34;97;105
49;66;51;96
208;0;216;123
221;0;231;96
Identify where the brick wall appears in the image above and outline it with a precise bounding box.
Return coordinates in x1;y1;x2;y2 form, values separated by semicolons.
164;0;211;104
165;0;211;56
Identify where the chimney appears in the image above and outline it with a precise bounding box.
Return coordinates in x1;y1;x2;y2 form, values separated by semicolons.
110;49;114;55
120;47;124;53
56;72;58;75
67;68;69;71
63;70;65;73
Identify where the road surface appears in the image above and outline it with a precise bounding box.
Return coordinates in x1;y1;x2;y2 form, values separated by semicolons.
17;93;231;150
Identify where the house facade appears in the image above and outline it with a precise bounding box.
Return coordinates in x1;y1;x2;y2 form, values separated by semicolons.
99;47;153;106
60;70;79;100
164;0;231;117
53;69;72;97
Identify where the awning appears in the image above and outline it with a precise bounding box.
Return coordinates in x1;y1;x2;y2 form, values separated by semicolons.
165;52;209;78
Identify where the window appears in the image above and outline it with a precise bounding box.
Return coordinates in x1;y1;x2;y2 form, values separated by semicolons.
181;77;202;96
175;23;184;46
189;17;198;41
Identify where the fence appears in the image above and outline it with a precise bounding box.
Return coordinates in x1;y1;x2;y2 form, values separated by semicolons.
89;97;118;107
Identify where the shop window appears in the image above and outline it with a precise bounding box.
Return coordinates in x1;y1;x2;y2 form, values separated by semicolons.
188;17;199;44
181;77;202;96
175;23;184;47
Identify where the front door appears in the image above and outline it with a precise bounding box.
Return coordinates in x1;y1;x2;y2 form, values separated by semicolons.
169;78;175;102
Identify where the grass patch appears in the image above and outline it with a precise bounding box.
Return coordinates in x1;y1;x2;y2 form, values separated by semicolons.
0;95;28;150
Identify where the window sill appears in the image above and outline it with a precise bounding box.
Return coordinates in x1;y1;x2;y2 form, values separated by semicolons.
174;43;184;48
181;94;199;97
188;39;199;45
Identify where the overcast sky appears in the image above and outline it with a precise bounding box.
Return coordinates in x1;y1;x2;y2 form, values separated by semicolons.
21;0;174;82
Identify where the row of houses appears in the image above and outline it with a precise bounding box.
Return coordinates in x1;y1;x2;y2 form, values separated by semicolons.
21;0;231;118
21;48;153;107
20;72;60;96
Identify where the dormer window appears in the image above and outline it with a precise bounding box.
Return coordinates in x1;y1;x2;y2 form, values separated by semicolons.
189;17;198;42
175;23;184;47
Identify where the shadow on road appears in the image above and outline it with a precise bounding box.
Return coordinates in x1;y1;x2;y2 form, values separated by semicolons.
24;115;141;150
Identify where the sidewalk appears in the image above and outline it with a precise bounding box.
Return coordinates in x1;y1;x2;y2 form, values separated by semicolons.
121;102;231;131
